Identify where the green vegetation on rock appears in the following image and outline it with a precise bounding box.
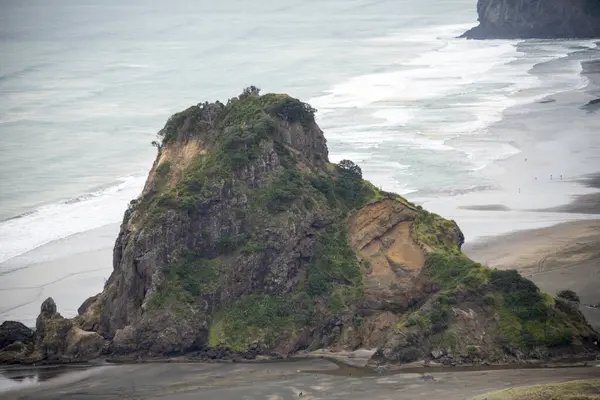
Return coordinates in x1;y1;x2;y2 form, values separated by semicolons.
308;161;379;211
421;251;588;351
557;289;581;304
305;222;363;298
412;210;461;253
148;254;224;313
139;88;318;224
209;219;364;350
489;269;580;349
208;293;313;351
425;252;490;292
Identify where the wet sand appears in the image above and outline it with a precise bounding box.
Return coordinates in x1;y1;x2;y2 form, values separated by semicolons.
1;359;600;400
465;219;600;329
0;224;116;327
539;173;600;215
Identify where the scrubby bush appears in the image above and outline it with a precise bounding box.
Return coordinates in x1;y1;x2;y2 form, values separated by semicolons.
334;160;376;209
267;96;316;126
490;270;547;320
338;159;362;178
262;170;306;213
239;85;261;99
557;289;580;304
155;161;171;178
429;305;450;333
148;253;224;313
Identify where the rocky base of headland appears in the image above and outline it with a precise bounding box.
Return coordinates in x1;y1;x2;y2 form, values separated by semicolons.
0;298;105;365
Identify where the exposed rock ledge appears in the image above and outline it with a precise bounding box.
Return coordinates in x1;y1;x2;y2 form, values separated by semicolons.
462;0;600;39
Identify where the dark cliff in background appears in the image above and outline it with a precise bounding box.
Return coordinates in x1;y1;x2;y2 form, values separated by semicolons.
462;0;600;39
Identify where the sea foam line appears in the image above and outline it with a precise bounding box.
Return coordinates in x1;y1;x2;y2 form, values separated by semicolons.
0;175;146;265
310;25;595;175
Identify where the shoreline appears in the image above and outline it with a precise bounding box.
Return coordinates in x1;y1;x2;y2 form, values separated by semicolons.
415;52;600;244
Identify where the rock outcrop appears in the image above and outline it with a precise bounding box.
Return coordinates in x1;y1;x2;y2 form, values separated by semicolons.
2;88;598;365
0;298;106;364
462;0;600;39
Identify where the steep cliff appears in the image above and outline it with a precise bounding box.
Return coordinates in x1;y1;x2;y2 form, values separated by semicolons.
1;88;598;365
462;0;600;39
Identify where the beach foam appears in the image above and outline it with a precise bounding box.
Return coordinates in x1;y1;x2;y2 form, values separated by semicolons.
0;175;145;265
310;26;596;179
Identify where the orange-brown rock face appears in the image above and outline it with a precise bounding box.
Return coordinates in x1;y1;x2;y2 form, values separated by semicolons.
349;199;428;313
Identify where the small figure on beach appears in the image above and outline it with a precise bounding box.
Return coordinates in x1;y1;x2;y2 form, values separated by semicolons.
551;174;553;180
518;188;521;193
560;174;563;180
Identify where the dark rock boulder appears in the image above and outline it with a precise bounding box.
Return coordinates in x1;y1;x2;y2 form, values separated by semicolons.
462;0;600;39
0;321;33;350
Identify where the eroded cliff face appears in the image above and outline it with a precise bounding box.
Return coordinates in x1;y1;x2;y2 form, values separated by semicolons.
462;0;600;39
1;89;598;365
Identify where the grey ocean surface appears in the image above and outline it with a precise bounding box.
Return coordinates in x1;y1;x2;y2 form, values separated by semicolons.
0;0;600;324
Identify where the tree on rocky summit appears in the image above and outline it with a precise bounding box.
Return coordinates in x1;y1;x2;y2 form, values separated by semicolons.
240;85;261;99
338;159;362;178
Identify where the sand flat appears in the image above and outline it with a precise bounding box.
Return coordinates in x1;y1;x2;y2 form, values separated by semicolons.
2;360;600;400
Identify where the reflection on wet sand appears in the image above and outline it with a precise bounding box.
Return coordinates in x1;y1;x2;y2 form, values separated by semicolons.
0;364;94;393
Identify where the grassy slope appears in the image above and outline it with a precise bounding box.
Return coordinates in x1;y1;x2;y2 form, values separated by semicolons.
405;210;594;355
472;379;600;400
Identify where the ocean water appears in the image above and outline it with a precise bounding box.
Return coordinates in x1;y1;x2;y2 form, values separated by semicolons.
1;0;599;268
